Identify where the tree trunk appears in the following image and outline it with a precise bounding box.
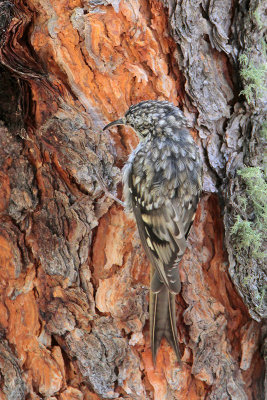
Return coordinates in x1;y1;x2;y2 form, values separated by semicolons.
0;0;265;399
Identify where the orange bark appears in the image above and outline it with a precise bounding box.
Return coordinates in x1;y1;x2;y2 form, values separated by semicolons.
0;0;263;399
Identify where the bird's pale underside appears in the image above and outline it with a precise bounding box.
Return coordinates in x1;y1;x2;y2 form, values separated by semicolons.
104;100;202;364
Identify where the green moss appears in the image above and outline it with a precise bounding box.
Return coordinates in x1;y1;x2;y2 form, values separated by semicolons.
230;166;267;260
238;167;267;219
236;194;247;210
260;121;267;141
239;31;266;104
253;9;263;29
239;54;267;104
231;216;262;255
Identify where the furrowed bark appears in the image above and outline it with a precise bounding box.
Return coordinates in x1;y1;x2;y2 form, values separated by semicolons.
0;0;265;399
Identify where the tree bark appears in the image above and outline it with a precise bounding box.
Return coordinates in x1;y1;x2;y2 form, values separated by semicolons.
0;0;265;399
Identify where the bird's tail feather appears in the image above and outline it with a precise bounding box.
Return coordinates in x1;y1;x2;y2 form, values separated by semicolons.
150;284;181;365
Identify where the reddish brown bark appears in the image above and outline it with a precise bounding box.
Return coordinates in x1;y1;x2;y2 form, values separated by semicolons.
0;0;264;399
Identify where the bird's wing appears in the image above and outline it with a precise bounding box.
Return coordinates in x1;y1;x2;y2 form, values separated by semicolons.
132;194;198;294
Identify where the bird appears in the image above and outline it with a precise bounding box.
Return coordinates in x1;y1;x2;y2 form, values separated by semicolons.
103;100;202;364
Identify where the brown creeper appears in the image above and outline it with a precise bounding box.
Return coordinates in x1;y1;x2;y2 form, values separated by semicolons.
104;100;202;364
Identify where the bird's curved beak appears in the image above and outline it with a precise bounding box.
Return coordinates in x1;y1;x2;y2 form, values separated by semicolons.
103;118;126;131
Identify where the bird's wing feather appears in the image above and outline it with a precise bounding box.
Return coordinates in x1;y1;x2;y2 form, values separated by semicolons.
132;194;198;293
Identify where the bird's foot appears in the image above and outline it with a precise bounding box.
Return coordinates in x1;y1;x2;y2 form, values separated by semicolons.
94;170;124;207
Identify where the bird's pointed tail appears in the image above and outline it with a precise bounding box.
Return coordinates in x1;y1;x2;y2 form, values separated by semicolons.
150;283;181;365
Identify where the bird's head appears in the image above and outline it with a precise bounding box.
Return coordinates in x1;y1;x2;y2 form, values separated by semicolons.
103;100;187;139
